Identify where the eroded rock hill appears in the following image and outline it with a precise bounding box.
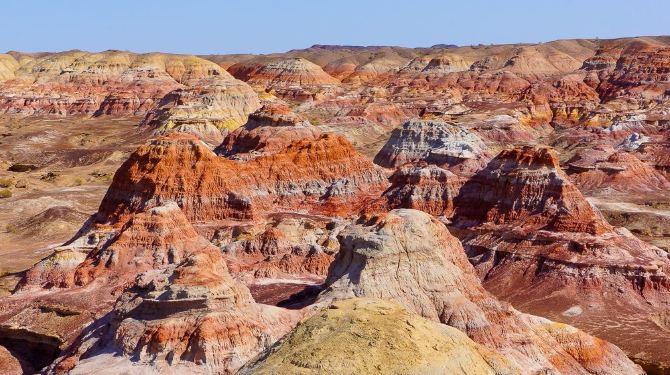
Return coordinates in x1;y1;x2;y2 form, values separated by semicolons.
96;132;388;224
317;209;643;374
240;298;518;375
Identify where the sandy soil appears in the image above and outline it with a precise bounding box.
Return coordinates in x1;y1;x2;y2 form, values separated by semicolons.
0;116;150;290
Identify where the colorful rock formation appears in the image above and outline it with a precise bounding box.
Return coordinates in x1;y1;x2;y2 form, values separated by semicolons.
318;209;643;374
240;298;517;375
451;146;670;366
374;119;490;176
453;145;611;234
140;75;261;143
228;58;340;101
368;163;464;217
567;147;670;194
0;51;241;117
216;102;321;159
4;36;670;373
51;236;299;374
96;132;387;224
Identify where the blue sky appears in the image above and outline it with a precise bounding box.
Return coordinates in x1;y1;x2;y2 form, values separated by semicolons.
2;0;668;54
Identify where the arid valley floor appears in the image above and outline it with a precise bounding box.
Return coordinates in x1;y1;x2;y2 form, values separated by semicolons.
0;37;669;374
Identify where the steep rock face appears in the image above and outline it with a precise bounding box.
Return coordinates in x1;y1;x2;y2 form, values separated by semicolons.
0;51;232;117
367;163;464;217
140;75;261;143
318;209;642;374
216;102;321;159
240;298;517;375
51;244;299;374
374;119;490;176
97;133;388;224
454;146;611;234
451;146;670;366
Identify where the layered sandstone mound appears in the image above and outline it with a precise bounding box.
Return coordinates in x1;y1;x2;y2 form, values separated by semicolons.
216;102;321;159
318;209;642;374
97;132;387;224
451;146;670;365
567;147;670;193
522;74;601;126
232;58;339;88
597;45;670;103
340;57;406;84
0;54;20;81
374;119;490;176
21;202;214;290
229;58;340;101
240;298;517;375
0;51;233;116
220;215;341;280
367;163;464;217
52;245;299;374
140;75;261;142
454;145;611;234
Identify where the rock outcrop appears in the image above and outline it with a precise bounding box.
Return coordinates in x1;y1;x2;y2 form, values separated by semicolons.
454;146;612;234
220;214;340;281
140;75;261;143
96;133;388;224
451;146;670;366
374;119;490;176
22;202;215;290
240;298;517;375
51;240;299;374
0;346;25;375
368;163;464;217
318;209;643;374
216;102;321;159
229;58;340;101
0;51;236;117
567;147;670;194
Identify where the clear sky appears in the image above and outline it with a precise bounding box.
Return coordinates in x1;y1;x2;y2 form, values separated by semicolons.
3;0;668;55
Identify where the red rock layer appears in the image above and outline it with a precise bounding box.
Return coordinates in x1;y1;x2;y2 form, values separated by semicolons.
0;346;25;375
636;140;670;174
223;226;334;279
447;146;670;365
21;202;215;291
567;148;670;193
366;163;464;217
454;145;611;234
97;132;388;225
597;45;670;103
216;102;321;159
0;52;243;117
51;240;299;374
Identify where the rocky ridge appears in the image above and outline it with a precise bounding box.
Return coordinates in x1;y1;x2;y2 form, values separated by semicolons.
316;209;643;374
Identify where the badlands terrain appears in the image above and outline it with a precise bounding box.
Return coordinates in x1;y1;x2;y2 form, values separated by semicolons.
0;36;669;374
